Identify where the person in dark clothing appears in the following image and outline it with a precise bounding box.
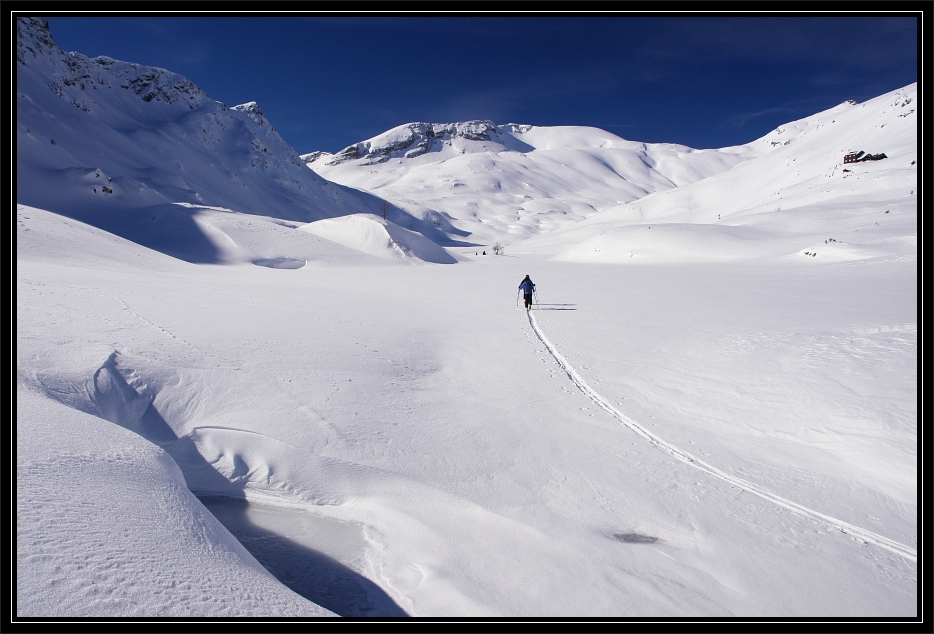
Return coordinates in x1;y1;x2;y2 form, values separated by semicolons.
518;275;535;310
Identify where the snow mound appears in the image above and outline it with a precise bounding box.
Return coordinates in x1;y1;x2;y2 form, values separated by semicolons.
299;214;457;264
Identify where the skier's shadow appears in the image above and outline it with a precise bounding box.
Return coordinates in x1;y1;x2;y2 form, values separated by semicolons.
533;303;577;311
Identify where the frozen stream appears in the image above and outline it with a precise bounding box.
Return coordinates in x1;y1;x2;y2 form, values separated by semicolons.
197;496;407;617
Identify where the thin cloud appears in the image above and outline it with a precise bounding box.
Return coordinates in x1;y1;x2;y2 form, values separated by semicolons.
724;92;854;131
726;105;804;130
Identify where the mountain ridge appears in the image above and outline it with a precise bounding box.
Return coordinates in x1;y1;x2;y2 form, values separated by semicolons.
15;17;459;263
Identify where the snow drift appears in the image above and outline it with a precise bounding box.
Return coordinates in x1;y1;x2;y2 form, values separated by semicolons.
18;200;917;617
300;214;458;264
16;383;334;617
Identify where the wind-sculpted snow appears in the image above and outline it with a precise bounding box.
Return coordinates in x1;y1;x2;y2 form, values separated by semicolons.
18;201;917;615
15;16;918;619
16;384;334;617
89;352;175;446
300;214;458;264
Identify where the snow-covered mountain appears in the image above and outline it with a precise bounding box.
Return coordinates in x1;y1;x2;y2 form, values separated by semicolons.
15;17;454;264
17;15;915;267
517;84;918;262
299;213;457;264
306;87;916;262
305;120;756;245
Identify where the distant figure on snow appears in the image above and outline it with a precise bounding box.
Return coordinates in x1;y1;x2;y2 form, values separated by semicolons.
518;275;536;310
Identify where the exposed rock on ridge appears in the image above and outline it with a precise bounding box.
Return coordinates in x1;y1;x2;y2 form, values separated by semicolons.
317;120;533;166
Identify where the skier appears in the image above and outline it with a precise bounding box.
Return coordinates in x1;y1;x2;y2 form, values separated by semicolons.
518;275;535;310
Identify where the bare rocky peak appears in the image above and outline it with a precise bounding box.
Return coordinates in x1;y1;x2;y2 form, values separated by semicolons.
17;16;208;111
301;151;333;164
326;120;528;165
16;17;58;64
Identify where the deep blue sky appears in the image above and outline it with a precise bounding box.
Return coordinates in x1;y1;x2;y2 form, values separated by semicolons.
45;15;917;154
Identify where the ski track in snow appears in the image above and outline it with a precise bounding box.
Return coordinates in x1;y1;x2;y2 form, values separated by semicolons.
526;311;917;563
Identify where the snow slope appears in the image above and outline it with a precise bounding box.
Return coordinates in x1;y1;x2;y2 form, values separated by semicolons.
305;121;755;246
515;84;917;262
15;17;454;265
305;87;915;266
300;214;458;264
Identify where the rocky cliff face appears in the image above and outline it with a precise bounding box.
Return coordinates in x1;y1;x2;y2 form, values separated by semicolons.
17;17;209;114
308;120;534;166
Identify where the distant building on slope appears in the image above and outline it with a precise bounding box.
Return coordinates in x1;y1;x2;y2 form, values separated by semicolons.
844;150;888;164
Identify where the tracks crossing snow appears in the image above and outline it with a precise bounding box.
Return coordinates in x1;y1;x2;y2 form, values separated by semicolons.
526;311;917;563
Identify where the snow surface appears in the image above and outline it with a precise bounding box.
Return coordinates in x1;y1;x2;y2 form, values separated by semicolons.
16;17;918;619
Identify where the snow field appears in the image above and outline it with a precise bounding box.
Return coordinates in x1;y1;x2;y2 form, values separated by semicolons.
526;311;915;561
18;206;917;616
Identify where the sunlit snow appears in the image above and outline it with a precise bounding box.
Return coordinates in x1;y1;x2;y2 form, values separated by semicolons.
16;17;917;618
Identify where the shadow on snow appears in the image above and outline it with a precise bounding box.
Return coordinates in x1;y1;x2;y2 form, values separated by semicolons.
43;351;408;617
198;496;408;617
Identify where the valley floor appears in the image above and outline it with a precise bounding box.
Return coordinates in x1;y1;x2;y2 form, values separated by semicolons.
17;207;917;617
